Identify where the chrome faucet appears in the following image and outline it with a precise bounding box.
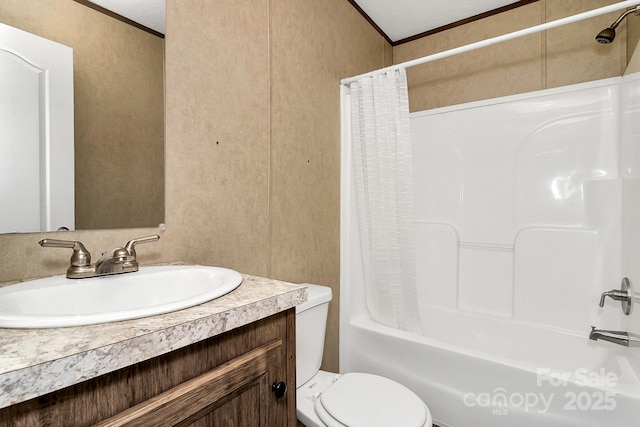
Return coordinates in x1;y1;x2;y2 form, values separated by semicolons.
599;277;634;315
589;326;640;347
39;235;159;279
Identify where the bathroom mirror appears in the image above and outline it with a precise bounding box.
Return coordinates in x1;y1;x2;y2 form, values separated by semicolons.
0;0;164;233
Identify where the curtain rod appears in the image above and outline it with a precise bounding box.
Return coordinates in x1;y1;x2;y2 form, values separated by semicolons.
341;0;640;86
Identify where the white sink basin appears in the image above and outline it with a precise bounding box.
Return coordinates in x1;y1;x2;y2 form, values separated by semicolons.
0;265;243;328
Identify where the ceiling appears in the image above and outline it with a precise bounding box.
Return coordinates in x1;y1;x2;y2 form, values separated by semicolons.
90;0;524;42
87;0;165;34
353;0;522;42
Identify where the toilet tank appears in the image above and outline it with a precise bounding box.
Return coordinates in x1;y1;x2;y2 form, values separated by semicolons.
296;283;332;388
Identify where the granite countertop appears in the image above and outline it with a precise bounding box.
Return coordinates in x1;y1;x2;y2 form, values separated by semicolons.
0;272;307;410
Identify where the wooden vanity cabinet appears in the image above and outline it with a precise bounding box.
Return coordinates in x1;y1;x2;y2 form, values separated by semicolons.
0;309;297;427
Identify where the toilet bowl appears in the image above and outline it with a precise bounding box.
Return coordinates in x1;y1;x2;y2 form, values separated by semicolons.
295;284;433;427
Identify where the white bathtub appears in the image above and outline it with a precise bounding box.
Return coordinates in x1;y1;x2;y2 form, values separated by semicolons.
341;309;640;427
340;75;640;427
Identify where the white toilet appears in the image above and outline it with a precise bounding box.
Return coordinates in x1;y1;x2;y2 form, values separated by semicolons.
296;283;433;427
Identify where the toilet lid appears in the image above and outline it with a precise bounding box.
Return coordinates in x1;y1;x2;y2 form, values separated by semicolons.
314;373;427;427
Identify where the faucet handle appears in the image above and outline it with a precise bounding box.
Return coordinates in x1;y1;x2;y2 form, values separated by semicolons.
599;278;634;315
39;238;91;266
39;238;95;279
123;235;160;258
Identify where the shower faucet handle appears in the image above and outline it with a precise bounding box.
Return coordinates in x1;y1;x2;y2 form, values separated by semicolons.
599;277;634;315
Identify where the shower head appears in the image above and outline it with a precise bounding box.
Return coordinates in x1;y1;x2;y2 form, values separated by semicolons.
596;26;616;44
596;5;640;44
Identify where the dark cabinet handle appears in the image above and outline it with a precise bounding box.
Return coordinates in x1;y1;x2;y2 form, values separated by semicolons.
271;381;286;398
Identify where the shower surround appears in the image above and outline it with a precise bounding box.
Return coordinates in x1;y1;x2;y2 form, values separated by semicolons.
341;73;640;426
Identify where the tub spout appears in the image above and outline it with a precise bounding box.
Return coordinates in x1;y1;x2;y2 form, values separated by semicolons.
589;326;640;347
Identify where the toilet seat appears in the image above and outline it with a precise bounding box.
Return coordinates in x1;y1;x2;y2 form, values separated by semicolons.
313;372;428;427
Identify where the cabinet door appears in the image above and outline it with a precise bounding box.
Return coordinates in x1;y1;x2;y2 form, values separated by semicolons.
95;340;284;427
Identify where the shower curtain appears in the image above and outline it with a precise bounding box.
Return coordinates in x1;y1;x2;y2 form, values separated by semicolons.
349;68;421;334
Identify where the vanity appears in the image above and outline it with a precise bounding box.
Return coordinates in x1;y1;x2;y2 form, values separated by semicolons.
0;273;306;426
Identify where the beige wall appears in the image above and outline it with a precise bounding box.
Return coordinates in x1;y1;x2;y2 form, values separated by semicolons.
627;39;640;74
627;8;640;74
0;0;164;230
394;0;633;112
164;0;388;373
